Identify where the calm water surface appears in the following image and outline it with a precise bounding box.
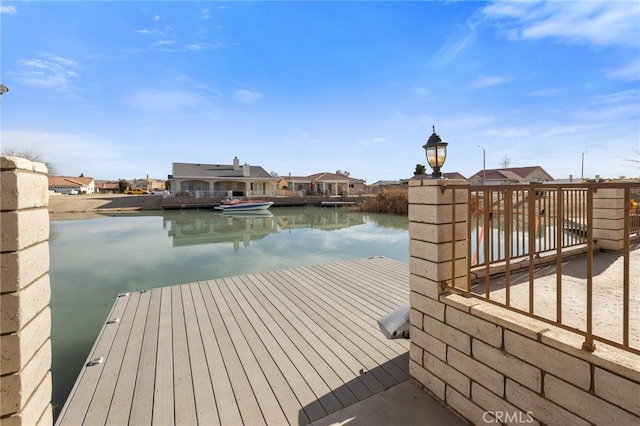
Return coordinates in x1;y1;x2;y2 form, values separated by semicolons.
49;207;409;417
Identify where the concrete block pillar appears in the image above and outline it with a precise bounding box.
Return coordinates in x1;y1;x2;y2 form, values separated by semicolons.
408;177;469;399
409;178;469;297
0;156;52;425
593;188;626;251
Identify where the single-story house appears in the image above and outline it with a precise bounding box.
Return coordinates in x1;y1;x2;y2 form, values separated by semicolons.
94;180;121;193
48;176;95;194
278;172;365;195
442;172;467;180
131;177;166;191
369;180;404;186
168;157;277;197
367;173;466;194
469;166;553;185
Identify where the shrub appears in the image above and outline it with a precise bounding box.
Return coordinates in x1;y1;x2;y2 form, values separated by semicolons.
351;188;408;215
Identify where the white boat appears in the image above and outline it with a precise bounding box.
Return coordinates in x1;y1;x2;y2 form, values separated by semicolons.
214;199;273;212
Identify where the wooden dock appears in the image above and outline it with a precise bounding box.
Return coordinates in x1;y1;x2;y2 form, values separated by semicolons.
56;257;410;425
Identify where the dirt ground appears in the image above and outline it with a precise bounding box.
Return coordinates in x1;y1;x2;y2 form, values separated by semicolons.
48;193;163;213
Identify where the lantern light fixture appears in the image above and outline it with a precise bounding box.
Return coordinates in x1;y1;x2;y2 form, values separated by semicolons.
422;125;448;178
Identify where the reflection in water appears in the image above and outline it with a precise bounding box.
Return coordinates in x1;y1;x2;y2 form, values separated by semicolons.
165;211;278;250
470;217;585;265
275;209;366;232
162;207;403;250
49;207;409;420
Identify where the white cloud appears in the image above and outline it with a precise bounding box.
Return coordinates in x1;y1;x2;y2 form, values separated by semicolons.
487;128;530;138
185;44;204;51
545;126;576;136
1;5;16;14
0;129;133;178
124;89;210;113
482;1;640;48
133;41;224;54
592;88;639;105
233;89;262;104
154;40;176;46
528;88;563;97
413;86;430;96
430;20;478;68
135;29;152;35
575;103;639;123
440;114;496;129
202;9;211;19
605;58;640;81
11;54;80;96
153;15;163;22
359;136;387;146
470;76;510;88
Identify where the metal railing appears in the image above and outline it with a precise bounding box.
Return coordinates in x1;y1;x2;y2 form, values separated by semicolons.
469;186;589;267
169;190;271;198
445;182;639;355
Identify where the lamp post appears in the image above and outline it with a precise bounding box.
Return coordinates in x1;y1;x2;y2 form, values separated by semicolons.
0;84;8;105
581;151;587;181
422;125;448;178
477;145;486;185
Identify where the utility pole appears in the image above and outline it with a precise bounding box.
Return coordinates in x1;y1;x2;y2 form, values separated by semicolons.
581;151;587;181
477;145;486;184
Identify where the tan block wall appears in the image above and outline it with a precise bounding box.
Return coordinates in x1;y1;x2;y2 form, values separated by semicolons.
408;179;640;425
593;188;626;251
0;241;50;293
0;156;52;425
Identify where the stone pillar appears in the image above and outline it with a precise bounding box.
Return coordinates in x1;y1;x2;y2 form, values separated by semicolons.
593;188;626;251
0;157;52;425
408;177;468;400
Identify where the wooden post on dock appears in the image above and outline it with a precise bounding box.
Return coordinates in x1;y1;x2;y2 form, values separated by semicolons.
0;157;52;425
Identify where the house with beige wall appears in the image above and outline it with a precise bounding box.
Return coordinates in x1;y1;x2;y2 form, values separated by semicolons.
48;176;95;194
469;166;553;185
168;157;277;197
279;172;365;195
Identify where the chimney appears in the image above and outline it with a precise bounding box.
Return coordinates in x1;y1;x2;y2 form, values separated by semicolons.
243;163;250;177
233;157;240;170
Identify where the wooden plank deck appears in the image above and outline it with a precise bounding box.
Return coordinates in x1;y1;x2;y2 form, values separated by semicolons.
56;257;410;425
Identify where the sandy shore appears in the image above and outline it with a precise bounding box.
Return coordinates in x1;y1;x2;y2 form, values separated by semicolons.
48;193;163;213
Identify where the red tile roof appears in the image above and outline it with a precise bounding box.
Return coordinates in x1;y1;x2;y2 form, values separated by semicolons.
470;166;553;181
48;176;94;187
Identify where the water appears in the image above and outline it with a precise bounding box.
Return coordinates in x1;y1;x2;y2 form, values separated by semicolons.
49;207;409;417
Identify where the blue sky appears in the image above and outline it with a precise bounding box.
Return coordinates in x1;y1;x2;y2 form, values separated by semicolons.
1;1;639;182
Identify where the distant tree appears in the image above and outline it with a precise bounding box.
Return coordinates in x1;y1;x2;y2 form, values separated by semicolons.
270;171;279;178
118;179;130;193
79;173;84;177
1;148;59;175
335;170;350;176
500;155;511;169
414;164;426;176
626;148;640;166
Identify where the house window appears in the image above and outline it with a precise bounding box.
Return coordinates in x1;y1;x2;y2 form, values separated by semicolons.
181;180;209;192
349;183;355;188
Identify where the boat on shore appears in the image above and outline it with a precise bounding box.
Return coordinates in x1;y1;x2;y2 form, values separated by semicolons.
214;199;273;212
